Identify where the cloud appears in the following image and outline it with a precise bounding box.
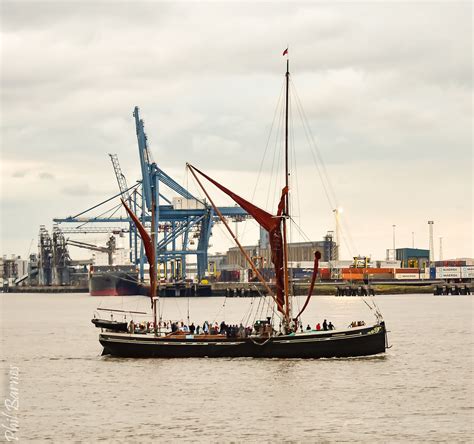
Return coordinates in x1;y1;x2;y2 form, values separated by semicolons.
38;172;54;180
61;184;92;196
0;1;472;260
11;170;27;178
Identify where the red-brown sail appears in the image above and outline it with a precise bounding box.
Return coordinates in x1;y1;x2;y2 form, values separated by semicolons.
121;198;155;304
188;165;288;314
295;251;321;320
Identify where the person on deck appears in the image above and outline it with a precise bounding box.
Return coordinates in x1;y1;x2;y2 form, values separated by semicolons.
323;319;328;331
189;323;196;334
306;324;311;331
220;321;227;334
328;321;335;330
316;323;321;331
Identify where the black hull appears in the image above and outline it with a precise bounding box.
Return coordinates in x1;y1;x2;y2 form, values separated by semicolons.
99;322;387;359
89;272;140;296
91;318;129;332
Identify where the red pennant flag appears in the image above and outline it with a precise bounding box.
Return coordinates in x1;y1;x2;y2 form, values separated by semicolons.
282;48;288;56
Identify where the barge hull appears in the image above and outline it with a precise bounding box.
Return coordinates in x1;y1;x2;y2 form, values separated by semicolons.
99;323;387;359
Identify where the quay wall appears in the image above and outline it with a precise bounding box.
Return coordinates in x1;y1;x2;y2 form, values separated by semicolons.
4;285;88;293
4;282;470;296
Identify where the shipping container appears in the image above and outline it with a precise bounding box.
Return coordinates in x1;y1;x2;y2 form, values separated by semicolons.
172;197;205;210
367;268;395;274
376;260;401;268
395;273;420;280
434;259;474;267
366;273;393;280
291;268;313;279
341;273;364;281
460;266;474;279
395;268;419;274
319;269;331;280
436;267;461;279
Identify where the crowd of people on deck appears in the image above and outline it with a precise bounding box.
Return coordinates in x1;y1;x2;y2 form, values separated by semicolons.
128;320;254;337
127;318;367;335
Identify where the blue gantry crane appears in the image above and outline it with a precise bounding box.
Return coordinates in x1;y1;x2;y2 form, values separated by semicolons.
54;107;248;282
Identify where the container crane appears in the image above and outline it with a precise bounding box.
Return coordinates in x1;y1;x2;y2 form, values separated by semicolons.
133;106;217;280
54;107;249;281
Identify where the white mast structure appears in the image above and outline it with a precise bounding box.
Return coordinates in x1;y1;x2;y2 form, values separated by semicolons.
428;221;434;265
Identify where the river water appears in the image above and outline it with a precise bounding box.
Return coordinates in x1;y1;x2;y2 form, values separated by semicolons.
0;292;472;442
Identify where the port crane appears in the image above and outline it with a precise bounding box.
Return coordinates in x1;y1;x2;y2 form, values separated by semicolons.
54;107;249;281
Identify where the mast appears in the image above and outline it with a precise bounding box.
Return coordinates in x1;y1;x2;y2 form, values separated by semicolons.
285;59;290;189
150;180;159;334
282;57;291;322
151;195;157;299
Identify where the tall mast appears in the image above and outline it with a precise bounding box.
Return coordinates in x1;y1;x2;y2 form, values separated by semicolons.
282;57;291;322
285;59;289;191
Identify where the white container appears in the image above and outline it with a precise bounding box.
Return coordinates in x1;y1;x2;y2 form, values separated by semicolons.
461;266;474;278
436;267;461;279
395;273;419;280
377;260;401;268
172;197;205;210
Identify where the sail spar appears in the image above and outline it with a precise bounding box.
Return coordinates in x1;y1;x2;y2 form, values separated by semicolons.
188;164;288;315
120;198;155;306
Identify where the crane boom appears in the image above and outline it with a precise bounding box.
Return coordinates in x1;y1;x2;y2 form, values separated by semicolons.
66;236;117;265
109;154;131;202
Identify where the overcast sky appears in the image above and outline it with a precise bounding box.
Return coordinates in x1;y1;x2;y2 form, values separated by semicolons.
1;1;472;262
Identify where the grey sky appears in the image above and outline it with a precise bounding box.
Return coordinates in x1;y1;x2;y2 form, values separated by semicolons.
1;1;472;261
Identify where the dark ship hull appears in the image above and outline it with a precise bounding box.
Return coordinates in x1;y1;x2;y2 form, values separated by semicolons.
91;318;128;332
89;265;141;296
99;322;387;359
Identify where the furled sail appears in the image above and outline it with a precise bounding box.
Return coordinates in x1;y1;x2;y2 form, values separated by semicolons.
121;199;155;305
295;251;321;320
188;165;288;314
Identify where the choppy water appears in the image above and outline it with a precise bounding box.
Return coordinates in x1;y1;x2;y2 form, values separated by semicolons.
1;293;472;442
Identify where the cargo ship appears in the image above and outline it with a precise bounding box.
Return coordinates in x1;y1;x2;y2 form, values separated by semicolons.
89;265;141;296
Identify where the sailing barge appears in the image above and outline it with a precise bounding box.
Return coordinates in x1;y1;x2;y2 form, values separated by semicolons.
99;322;387;358
96;54;388;359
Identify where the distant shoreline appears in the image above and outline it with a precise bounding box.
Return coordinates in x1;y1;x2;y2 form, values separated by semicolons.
3;282;471;296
